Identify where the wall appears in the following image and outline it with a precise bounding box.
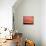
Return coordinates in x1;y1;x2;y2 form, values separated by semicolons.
13;0;41;46
0;0;16;30
41;0;46;46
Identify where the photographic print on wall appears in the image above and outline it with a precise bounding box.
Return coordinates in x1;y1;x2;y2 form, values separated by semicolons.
23;16;34;25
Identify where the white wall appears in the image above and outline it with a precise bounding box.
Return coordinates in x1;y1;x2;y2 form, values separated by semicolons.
0;0;16;29
13;0;41;46
41;0;46;46
13;0;46;46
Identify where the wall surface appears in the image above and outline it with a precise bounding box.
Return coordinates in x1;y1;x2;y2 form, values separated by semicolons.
13;0;41;46
0;0;16;29
41;0;46;46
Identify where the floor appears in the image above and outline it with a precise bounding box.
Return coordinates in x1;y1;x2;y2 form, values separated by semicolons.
0;39;16;46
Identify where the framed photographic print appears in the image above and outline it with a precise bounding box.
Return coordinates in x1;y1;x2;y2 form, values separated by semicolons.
23;16;34;25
